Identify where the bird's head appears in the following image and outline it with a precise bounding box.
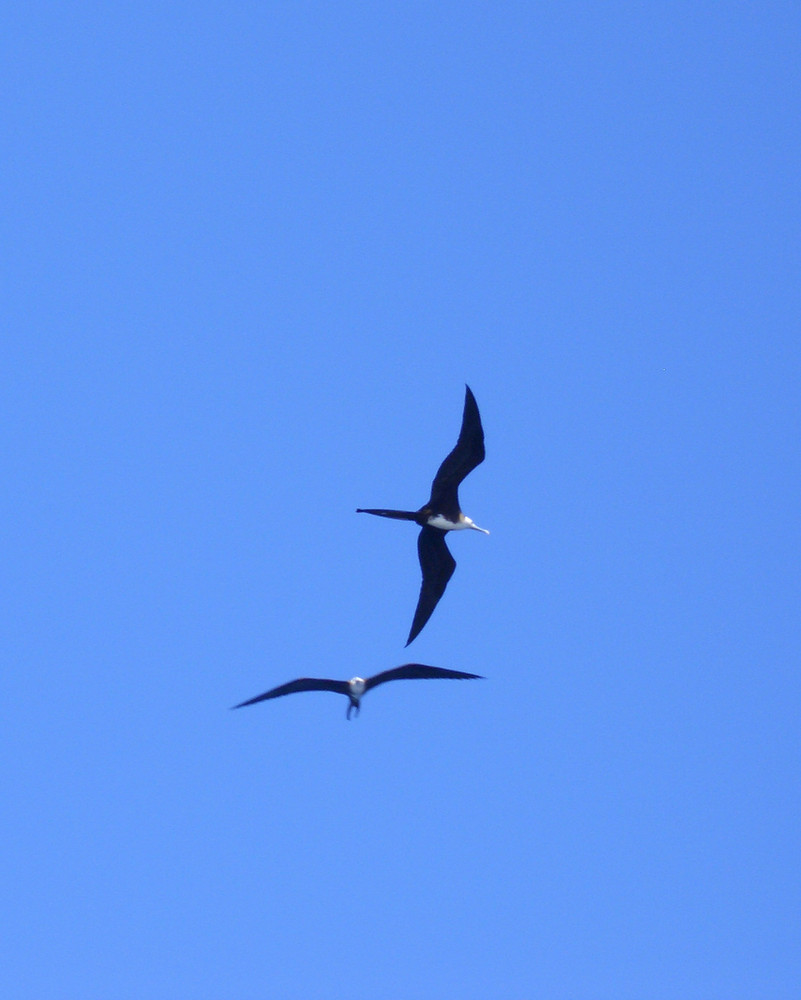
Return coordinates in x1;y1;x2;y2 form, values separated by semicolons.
348;677;366;698
462;515;489;534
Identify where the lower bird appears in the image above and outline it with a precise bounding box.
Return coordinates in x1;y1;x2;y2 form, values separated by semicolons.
232;663;483;719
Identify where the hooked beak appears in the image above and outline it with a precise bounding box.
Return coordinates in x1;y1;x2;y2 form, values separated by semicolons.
469;523;489;534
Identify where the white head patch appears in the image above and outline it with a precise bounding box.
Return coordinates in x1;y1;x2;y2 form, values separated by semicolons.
349;677;366;698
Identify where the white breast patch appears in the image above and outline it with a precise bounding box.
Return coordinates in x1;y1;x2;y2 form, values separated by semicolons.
426;514;465;530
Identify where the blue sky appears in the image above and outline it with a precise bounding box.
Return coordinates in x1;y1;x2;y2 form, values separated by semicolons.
3;4;800;997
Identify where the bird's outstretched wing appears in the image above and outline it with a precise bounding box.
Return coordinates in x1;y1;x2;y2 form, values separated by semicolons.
406;526;457;645
427;384;485;508
232;677;350;708
365;663;484;691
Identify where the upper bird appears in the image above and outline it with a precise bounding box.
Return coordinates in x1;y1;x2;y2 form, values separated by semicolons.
232;663;483;719
357;384;488;646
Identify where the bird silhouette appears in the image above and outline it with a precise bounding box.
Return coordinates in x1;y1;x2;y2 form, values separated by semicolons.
357;384;488;645
232;663;483;719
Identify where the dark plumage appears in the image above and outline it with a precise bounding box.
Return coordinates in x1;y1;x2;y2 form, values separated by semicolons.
233;664;483;719
357;384;488;645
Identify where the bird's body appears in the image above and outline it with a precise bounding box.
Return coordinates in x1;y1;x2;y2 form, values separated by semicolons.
357;384;488;645
233;664;483;719
426;513;482;531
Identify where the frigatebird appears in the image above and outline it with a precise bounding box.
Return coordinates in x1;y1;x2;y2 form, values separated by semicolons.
357;384;488;646
232;664;483;719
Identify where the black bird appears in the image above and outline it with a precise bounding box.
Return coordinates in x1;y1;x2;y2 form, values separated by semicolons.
232;664;483;719
357;384;488;646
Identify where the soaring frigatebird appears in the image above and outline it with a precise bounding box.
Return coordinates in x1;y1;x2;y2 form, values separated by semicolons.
357;384;488;645
232;664;483;719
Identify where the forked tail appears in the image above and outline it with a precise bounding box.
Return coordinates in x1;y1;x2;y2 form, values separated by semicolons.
356;508;419;521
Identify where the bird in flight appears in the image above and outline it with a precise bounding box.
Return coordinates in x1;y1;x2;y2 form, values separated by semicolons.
232;663;483;719
357;384;488;646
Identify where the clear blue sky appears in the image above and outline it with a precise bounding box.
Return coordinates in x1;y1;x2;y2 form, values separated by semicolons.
3;4;799;998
